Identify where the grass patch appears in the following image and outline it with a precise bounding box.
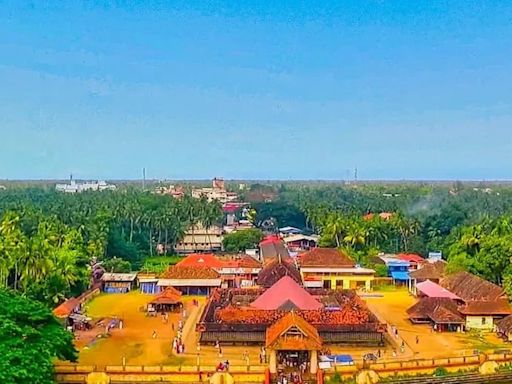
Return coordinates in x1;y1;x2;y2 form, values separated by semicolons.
141;255;183;273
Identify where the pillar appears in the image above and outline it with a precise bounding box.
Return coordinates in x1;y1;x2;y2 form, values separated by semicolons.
269;350;277;374
342;279;350;290
365;279;371;292
310;350;318;374
331;278;337;290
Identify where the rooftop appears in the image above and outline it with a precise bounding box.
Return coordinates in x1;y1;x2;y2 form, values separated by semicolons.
251;276;322;311
299;248;355;268
416;280;461;300
440;272;506;302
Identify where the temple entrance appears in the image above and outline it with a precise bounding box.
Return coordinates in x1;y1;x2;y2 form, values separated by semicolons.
266;312;322;377
277;350;310;372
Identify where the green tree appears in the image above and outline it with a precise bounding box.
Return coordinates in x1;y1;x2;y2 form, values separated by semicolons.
102;256;132;273
223;228;263;253
0;289;77;384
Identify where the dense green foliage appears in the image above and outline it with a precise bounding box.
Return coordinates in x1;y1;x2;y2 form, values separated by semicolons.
0;189;222;305
0;290;77;384
222;228;263;252
249;182;512;286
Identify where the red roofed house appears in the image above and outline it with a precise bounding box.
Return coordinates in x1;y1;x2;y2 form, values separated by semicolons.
397;253;424;270
173;253;262;289
298;248;375;291
439;272;511;330
251;276;322;311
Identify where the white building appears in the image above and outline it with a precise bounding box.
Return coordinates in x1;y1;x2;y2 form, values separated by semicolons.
55;180;116;193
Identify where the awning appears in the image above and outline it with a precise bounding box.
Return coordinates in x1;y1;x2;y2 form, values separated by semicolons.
391;271;410;280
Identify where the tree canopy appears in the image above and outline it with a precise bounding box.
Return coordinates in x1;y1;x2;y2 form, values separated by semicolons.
0;289;77;384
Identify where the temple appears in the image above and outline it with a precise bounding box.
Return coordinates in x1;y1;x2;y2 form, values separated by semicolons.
196;275;386;374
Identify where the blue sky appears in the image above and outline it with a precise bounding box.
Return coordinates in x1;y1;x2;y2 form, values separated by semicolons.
0;1;511;180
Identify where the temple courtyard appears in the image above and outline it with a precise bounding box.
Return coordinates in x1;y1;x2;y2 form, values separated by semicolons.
70;288;509;368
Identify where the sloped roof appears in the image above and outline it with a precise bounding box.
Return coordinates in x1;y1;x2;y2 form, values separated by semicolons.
429;305;464;324
251;276;322;311
497;315;512;334
53;298;80;318
265;312;322;350
440;272;505;302
416;280;461;300
299;248;355;268
176;253;224;269
260;240;290;262
459;299;512;315
220;254;262;269
409;260;446;280
407;297;463;324
150;287;182;305
398;253;424;263
161;266;220;279
257;258;302;288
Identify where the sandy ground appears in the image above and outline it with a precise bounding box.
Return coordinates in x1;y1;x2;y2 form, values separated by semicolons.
78;291;200;366
363;288;507;360
75;288;509;367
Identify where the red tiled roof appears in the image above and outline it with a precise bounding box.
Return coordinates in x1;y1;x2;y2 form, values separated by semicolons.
259;235;281;246
299;248;355;268
459;300;512;315
53;298;80;318
257;258;302;288
409;260;446;280
265;312;322;350
251;276;322;311
440;272;506;302
220;254;261;269
176;253;224;269
161;266;220;279
407;297;463;324
150;287;182;305
398;253;424;263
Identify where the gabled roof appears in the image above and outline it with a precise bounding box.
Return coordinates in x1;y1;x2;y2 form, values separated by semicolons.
176;253;224;269
257;258;302;288
251;276;322;311
409;260;446;280
407;297;463;324
497;315;512;334
440;272;506;302
161;265;220;280
459;300;511;315
260;239;290;262
53;298;80;318
150;287;182;305
265;312;322;350
397;253;424;263
220;254;262;269
299;248;355;268
416;280;461;300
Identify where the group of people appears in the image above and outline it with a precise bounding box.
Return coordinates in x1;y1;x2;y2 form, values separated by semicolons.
216;360;230;372
277;371;304;384
172;319;185;354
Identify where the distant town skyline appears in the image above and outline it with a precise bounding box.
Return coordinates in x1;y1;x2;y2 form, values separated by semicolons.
1;2;511;180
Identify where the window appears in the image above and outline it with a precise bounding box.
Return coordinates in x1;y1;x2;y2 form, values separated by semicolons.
482;317;486;325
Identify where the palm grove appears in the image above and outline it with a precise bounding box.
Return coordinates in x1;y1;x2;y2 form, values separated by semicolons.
3;183;512;382
0;188;222;383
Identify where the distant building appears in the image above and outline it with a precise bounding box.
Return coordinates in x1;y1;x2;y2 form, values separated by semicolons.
191;178;238;203
299;248;375;291
56;180;116;193
175;223;223;253
154;184;184;198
